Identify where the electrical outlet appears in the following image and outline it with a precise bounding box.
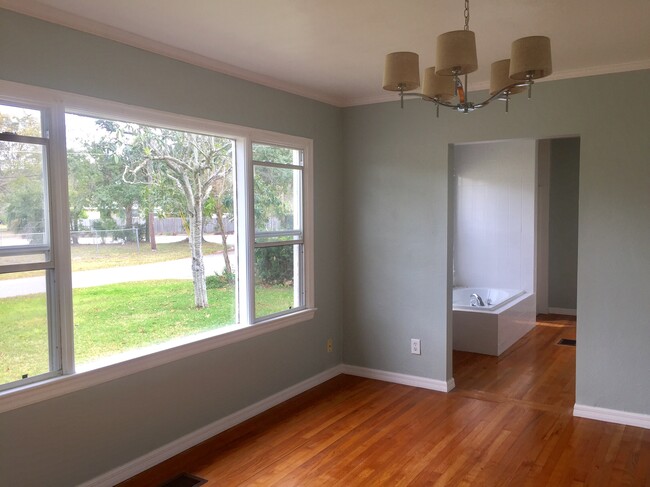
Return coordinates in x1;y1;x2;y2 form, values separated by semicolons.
411;338;421;355
327;338;333;353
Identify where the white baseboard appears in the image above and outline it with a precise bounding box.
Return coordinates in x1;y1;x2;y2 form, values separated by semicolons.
79;364;345;487
573;403;650;430
548;307;577;316
341;364;455;393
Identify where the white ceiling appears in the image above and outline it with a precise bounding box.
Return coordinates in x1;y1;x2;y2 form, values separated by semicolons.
3;0;650;106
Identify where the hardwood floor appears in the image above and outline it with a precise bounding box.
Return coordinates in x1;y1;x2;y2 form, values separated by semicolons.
120;315;650;486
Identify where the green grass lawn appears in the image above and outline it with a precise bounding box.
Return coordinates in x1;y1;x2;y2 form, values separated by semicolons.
0;240;229;280
0;280;292;384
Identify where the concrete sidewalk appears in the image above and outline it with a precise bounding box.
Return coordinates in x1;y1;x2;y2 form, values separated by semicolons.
0;252;234;298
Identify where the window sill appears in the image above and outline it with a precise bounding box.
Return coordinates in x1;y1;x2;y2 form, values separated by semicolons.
0;308;316;414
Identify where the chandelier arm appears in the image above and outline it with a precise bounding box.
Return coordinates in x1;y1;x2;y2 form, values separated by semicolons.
432;99;461;109
396;79;532;111
402;92;462;109
472;80;534;109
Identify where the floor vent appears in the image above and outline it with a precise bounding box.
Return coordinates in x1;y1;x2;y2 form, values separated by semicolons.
161;473;207;487
557;338;576;347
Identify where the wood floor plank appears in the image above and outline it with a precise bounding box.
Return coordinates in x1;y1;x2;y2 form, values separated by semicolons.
120;315;650;486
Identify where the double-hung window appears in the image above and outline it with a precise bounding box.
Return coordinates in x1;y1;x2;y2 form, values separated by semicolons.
0;102;59;389
0;85;314;402
252;143;305;320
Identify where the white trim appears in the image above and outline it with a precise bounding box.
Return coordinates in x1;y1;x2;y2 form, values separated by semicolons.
78;365;344;487
0;80;314;147
341;365;455;393
573;403;650;430
548;307;577;316
0;1;345;108
345;61;650;107
547;60;650;85
0;308;316;413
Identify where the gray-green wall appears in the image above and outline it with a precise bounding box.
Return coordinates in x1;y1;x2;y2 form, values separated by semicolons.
0;10;343;487
342;71;650;415
549;137;580;310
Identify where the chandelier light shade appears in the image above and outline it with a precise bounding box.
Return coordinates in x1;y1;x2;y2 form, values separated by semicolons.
490;59;525;96
509;36;552;80
423;67;455;101
382;0;552;115
383;52;420;91
435;30;478;76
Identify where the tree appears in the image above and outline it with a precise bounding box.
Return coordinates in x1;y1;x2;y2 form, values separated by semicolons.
4;177;44;239
66;151;97;242
123;126;232;308
204;174;234;276
251;144;297;285
87;121;146;232
0;111;46;237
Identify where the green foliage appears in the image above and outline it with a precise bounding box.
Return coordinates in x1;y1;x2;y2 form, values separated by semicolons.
252;143;295;165
0;110;41;137
251;143;299;234
206;270;236;289
92;216;118;231
4;177;44;237
1;110;46;235
255;246;294;285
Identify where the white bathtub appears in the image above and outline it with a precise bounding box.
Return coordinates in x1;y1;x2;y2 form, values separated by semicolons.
452;287;535;356
453;287;524;311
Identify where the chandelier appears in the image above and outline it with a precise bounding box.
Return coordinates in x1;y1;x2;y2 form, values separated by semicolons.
383;0;552;114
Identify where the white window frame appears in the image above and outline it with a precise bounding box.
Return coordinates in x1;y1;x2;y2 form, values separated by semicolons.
0;80;315;413
250;141;308;322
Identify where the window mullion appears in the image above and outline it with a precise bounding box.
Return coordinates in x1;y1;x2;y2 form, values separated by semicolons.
235;137;254;325
49;102;75;375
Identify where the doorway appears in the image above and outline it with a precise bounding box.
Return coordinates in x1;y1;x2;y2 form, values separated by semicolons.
449;136;580;408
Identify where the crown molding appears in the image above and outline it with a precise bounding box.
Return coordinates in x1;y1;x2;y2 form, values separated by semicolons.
3;2;650;109
547;59;650;83
345;60;650;107
0;1;347;107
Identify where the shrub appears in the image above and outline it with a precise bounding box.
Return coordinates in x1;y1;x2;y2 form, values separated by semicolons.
207;270;235;289
255;246;294;286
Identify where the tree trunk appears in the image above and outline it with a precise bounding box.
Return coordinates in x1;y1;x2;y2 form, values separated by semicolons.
125;203;133;230
148;211;157;251
189;202;208;308
215;207;232;275
70;217;79;245
147;160;157;251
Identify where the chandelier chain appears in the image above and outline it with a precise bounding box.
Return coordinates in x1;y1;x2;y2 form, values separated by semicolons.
464;0;470;30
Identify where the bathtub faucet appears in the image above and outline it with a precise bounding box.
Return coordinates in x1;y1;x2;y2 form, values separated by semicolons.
470;293;485;307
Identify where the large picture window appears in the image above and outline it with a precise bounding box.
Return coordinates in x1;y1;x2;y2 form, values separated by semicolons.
0;88;313;397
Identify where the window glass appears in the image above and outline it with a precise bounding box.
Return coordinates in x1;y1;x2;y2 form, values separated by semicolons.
253;164;301;234
0;104;43;137
66;113;237;367
0;270;51;386
0;141;48;250
254;244;302;318
252;143;301;166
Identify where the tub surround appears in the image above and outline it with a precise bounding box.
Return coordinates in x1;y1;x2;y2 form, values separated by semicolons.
453;290;536;356
453;287;525;312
